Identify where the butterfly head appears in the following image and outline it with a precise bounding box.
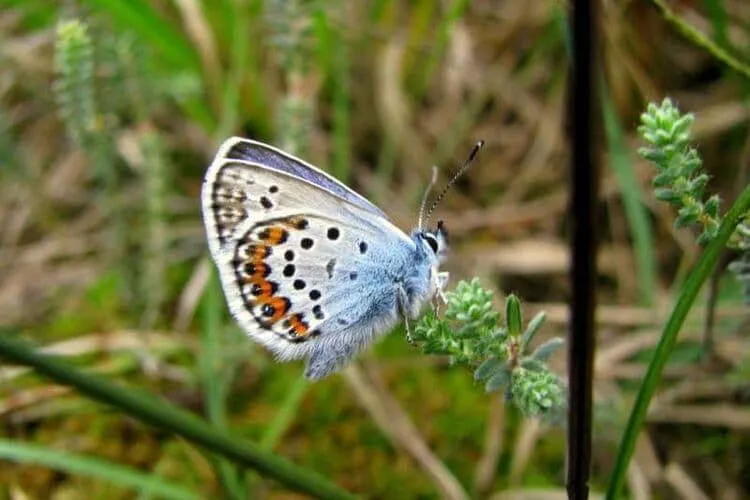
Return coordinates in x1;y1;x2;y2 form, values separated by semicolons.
414;219;449;263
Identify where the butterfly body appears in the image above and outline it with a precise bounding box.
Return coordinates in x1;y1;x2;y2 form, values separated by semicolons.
202;137;448;380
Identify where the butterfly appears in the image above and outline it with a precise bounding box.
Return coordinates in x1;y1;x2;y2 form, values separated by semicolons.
201;137;482;380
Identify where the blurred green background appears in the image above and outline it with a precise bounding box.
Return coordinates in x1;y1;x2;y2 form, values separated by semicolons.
0;0;748;498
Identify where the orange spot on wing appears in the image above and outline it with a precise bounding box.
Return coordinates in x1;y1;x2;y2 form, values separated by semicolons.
253;280;276;300
259;226;289;245
288;314;309;336
266;297;290;323
239;262;270;283
249;244;270;261
252;263;269;280
283;217;309;230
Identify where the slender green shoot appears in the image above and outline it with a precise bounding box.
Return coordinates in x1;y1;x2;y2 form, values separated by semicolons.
0;440;199;500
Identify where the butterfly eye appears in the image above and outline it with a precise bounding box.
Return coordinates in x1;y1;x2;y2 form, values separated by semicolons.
423;233;439;254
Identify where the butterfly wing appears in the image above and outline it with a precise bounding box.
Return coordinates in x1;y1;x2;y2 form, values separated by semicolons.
217;137;388;219
202;138;415;378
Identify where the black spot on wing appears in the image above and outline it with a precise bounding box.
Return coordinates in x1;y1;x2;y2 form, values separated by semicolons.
326;259;336;278
312;305;325;320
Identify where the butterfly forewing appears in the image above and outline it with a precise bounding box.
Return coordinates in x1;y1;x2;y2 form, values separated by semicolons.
220;138;387;218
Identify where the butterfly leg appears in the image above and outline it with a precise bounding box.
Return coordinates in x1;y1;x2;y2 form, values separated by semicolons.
396;283;415;346
432;271;450;312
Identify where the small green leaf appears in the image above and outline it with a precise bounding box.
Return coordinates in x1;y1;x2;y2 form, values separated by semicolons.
491;328;508;341
652;171;674;187
705;195;720;217
671;113;694;137
485;368;511;392
655;129;673;145
682;150;702;172
520;311;546;351
520;357;546;372
639;112;656;129
654;188;682;203
639;148;665;164
505;295;522;337
531;337;564;361
474;357;504;381
698;219;721;245
641;131;659;146
661;144;678;157
675;210;698;228
689;174;709;194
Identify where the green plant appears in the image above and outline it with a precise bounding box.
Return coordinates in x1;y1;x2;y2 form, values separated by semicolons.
638;98;722;245
53;19;171;323
638;98;750;296
54;20;97;149
412;279;566;420
606;98;750;498
266;0;318;156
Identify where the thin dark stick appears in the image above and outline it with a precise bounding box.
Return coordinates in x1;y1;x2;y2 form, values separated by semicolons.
567;0;600;498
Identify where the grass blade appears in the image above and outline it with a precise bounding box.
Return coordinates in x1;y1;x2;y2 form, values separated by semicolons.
246;375;310;494
201;270;244;498
0;439;198;500
81;0;200;72
313;7;353;184
260;376;309;450
215;0;253;140
701;0;730;51
648;0;750;81
414;0;471;98
601;84;657;305
605;183;750;499
0;333;357;500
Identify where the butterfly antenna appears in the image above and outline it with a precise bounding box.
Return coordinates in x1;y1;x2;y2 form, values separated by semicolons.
424;140;485;226
417;166;439;230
